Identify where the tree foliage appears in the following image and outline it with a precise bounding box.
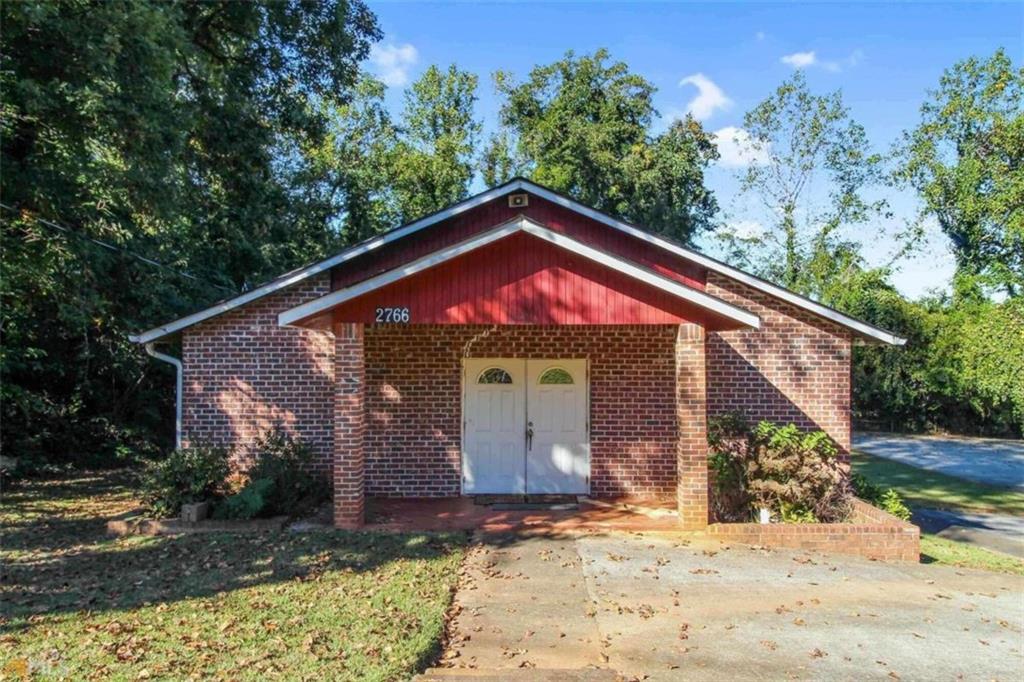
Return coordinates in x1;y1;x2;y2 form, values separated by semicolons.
723;61;1022;438
304;65;482;242
486;49;720;244
725;72;889;295
392;65;481;221
1;0;379;464
829;273;1023;436
302;76;401;244
897;48;1023;298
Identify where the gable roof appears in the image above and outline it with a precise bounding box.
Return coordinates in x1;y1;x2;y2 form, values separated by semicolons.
130;177;905;345
277;215;761;329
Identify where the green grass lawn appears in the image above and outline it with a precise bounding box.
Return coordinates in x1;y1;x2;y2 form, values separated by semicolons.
920;534;1024;576
851;451;1024;575
0;472;466;681
851;451;1024;516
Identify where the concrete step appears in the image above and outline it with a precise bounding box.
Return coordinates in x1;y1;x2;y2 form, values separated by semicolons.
415;667;619;681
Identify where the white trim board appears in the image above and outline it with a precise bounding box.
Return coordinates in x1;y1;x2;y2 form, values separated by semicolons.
277;217;761;329
518;183;906;346
128;180;529;344
132;178;904;345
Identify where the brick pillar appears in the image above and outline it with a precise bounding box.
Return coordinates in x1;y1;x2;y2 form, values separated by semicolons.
676;323;708;530
333;323;365;529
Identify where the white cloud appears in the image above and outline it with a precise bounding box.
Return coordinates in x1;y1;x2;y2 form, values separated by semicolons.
781;51;817;69
782;49;864;73
712;127;770;168
368;42;418;87
726;219;766;240
678;73;732;121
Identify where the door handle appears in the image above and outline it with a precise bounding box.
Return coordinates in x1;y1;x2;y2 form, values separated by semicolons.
526;422;534;451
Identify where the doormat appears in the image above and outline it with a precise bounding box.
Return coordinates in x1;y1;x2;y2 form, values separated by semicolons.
472;494;580;511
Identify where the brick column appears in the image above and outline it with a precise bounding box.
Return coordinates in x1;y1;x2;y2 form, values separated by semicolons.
333;323;365;529
676;323;708;530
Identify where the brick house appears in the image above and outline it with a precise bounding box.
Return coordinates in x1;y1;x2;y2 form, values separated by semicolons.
132;178;904;529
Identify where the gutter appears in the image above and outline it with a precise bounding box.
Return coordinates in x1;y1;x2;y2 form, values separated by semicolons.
142;342;183;450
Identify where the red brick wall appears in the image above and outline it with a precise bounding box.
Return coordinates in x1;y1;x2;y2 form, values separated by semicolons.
178;270;856;500
707;499;921;562
181;274;335;472
705;272;853;453
675;324;709;528
333;324;365;528
362;325;680;497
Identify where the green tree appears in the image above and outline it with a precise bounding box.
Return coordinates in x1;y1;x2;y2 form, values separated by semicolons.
954;298;1024;430
305;65;482;240
303;76;401;244
897;48;1024;298
0;0;379;463
725;72;888;295
487;49;719;243
827;272;1022;437
391;64;481;221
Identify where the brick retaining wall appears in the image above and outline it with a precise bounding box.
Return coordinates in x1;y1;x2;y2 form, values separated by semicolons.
706;499;920;562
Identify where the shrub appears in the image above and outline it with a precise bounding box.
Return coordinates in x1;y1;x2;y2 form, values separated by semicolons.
141;444;230;518
879;489;912;521
851;472;912;521
244;428;330;518
214;478;274;520
707;413;754;522
779;501;817;524
707;414;853;523
850;471;881;501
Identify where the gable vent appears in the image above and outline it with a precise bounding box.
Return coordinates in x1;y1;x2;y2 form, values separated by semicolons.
508;193;529;208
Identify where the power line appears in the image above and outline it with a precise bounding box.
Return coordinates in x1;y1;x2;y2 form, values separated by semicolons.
0;202;236;293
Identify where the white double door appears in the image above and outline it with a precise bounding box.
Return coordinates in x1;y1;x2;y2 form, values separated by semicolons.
462;358;589;495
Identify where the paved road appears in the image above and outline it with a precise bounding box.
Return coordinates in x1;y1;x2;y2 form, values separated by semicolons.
914;508;1024;557
427;533;1023;681
854;432;1024;490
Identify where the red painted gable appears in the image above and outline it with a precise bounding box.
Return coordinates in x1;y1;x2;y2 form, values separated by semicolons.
330;231;736;327
330;191;707;293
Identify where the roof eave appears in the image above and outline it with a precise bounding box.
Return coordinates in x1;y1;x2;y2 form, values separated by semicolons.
131;177;904;346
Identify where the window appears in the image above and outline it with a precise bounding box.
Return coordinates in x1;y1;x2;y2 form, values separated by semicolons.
478;367;513;384
538;367;574;384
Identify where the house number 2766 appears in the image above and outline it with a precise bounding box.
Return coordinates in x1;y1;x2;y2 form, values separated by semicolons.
375;307;410;323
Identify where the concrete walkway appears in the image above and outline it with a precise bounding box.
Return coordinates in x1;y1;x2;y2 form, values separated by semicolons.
425;533;1024;681
914;507;1024;557
854;433;1024;489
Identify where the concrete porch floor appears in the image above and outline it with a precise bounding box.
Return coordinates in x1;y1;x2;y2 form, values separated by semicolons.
364;496;680;533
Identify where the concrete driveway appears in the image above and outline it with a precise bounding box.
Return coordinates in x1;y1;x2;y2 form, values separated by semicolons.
424;533;1024;681
854;433;1024;490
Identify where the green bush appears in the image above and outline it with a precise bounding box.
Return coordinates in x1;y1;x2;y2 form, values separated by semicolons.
850;471;881;501
707;413;755;522
847;471;913;518
851;472;912;521
214;477;275;520
245;428;330;518
779;502;817;524
707;414;853;523
141;444;230;518
879;489;912;521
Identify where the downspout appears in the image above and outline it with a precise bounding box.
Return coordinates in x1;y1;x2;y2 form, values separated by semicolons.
144;343;183;450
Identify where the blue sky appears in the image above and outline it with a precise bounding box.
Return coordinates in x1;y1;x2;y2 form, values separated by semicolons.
363;1;1023;299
